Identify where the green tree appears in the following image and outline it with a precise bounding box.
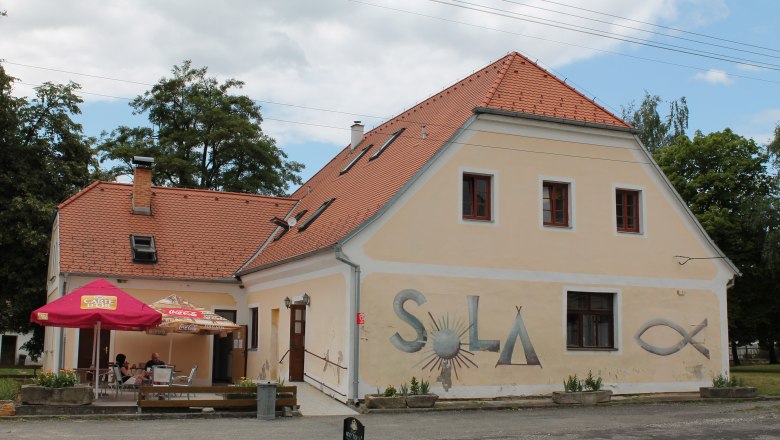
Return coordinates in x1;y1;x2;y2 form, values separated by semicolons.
769;122;780;171
98;61;303;195
622;92;688;154
654;129;780;363
0;65;96;359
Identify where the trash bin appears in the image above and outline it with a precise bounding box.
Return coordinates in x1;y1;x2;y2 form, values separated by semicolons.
17;354;26;366
257;382;276;420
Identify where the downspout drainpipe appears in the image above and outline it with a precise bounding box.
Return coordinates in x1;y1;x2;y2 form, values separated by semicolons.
335;245;361;405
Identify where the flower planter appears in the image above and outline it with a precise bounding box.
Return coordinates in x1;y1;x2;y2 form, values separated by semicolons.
552;390;612;405
699;387;757;398
0;400;15;416
405;394;438;408
21;385;94;406
364;394;405;409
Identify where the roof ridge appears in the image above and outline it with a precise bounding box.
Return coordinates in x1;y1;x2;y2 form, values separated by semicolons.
481;52;515;108
77;181;298;202
508;51;630;127
58;180;103;209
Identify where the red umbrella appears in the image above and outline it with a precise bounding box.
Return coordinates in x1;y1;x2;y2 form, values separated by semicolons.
31;278;162;397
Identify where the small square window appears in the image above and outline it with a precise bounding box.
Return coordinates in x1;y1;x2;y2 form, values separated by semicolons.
130;235;157;264
462;173;491;221
543;182;569;227
566;292;614;349
616;189;640;233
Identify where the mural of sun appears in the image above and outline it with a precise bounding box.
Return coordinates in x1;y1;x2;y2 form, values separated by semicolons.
415;312;478;391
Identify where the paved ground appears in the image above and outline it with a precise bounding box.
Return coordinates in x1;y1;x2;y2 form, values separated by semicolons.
3;400;779;439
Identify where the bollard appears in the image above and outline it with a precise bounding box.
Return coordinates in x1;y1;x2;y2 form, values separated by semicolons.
257;382;276;420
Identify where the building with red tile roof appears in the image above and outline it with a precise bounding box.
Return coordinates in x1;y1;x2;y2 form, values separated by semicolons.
45;51;736;403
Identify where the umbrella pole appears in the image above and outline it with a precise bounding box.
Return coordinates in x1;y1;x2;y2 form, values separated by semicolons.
168;333;173;366
94;322;101;399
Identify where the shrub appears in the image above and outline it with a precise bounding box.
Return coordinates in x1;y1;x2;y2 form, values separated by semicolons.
383;384;397;397
563;374;582;392
234;377;255;387
583;370;603;391
410;377;420;395
712;373;744;388
420;379;430;395
0;378;21;401
33;369;78;388
400;383;409;397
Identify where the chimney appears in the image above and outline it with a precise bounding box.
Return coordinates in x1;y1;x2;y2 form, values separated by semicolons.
350;121;364;152
132;156;154;215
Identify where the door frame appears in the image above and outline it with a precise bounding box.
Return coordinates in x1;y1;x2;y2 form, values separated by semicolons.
288;304;306;382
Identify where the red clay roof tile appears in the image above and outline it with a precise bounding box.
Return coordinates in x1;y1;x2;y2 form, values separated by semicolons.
59;182;296;280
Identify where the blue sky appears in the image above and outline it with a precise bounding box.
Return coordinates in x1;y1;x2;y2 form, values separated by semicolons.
2;0;778;185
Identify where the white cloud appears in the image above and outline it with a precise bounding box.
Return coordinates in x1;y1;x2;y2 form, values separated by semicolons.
0;0;729;148
735;63;769;72
694;69;733;85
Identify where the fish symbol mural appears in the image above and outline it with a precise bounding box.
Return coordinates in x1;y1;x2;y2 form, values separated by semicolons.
635;318;709;359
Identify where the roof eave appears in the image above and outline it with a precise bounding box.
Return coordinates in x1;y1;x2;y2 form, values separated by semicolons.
59;271;242;284
235;245;336;277
474;107;638;134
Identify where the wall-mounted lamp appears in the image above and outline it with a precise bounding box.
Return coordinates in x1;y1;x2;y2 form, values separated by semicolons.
283;296;291;309
302;293;311;306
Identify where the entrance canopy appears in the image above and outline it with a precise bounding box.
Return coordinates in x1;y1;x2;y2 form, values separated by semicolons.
31;278;162;331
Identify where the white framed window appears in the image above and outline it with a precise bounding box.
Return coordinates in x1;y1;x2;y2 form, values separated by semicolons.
458;167;499;226
563;286;621;354
612;183;646;236
538;176;575;232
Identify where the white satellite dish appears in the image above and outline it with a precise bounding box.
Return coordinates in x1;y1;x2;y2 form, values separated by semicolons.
286;217;298;228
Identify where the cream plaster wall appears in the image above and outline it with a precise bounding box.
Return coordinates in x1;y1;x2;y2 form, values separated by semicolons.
359;273;721;396
245;273;348;396
364;120;721;281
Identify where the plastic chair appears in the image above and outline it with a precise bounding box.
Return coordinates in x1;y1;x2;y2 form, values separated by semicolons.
172;365;198;399
110;365;140;399
152;366;174;399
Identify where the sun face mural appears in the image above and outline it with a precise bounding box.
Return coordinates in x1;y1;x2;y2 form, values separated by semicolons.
390;289;541;391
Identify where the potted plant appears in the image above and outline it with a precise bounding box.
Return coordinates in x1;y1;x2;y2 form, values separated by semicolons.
0;378;21;416
364;385;405;409
226;376;258;399
699;374;757;398
552;371;612;404
21;369;93;405
404;377;438;408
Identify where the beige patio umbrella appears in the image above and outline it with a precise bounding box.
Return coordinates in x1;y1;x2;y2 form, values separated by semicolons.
146;295;240;365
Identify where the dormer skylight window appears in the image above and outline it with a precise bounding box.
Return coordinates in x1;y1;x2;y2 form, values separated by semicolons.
130;235;157;264
297;198;335;232
369;128;405;161
340;145;372;175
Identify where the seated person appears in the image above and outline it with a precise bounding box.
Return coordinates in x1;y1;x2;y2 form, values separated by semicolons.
144;352;166;370
114;353;145;384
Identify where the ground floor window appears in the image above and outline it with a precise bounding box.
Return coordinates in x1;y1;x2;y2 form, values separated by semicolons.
566;291;614;349
250;307;259;349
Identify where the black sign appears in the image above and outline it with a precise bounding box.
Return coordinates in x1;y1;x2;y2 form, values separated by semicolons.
343;417;365;440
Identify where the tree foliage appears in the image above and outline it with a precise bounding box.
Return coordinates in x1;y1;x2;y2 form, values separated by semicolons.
654;129;780;361
0;65;96;358
98;61;303;195
622;91;688;154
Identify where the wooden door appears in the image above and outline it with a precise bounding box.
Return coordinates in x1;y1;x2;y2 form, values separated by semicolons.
212;310;237;383
288;304;306;382
77;328;110;368
231;325;247;382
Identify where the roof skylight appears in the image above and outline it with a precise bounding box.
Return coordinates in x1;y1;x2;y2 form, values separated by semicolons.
130;235;157;264
297;198;335;232
369;128;405;161
340;145;372;175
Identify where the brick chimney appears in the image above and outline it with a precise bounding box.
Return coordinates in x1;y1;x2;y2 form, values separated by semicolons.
350;121;364;152
131;156;154;215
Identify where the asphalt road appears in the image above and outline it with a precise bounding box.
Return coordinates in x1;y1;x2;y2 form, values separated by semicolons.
2;400;779;439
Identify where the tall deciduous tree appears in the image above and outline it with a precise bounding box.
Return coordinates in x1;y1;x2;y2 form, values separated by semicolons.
622;91;688;154
0;65;96;359
98;61;303;195
654;129;780;363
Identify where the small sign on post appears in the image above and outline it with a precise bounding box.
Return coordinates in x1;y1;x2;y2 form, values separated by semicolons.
343;417;365;440
356;312;366;325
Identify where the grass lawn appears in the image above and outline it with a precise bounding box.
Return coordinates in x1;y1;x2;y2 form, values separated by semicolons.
0;368;36;376
731;364;780;395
